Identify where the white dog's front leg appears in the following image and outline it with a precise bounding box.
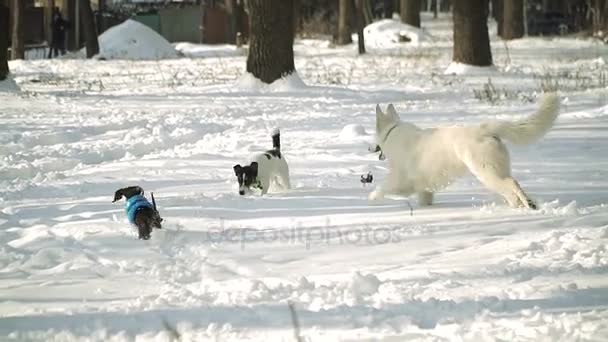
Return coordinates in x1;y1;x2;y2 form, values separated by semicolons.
368;186;386;201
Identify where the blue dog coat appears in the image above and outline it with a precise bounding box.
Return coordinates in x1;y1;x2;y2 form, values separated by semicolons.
125;195;153;224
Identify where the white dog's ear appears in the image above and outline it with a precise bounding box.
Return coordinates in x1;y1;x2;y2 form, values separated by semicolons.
386;104;399;119
375;104;383;117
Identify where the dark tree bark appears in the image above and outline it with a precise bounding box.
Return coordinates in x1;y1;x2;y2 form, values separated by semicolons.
65;0;77;51
246;0;295;84
383;0;394;18
337;0;352;45
591;0;608;37
452;0;492;66
491;0;503;36
400;0;421;27
79;0;98;57
0;3;9;80
293;0;300;35
44;0;54;46
11;0;24;60
432;0;438;19
502;0;524;40
355;0;366;54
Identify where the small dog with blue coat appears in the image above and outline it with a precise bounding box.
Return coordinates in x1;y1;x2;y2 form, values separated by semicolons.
113;186;163;240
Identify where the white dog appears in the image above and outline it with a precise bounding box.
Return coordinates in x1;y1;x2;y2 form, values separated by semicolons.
233;129;291;196
369;94;560;209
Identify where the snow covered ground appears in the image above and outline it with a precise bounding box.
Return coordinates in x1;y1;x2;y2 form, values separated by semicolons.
1;14;608;341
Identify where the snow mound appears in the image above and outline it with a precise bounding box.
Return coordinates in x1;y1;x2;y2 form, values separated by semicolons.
444;62;499;75
235;72;307;92
96;19;178;60
349;271;381;298
0;75;20;93
364;19;433;49
173;42;244;58
339;124;368;141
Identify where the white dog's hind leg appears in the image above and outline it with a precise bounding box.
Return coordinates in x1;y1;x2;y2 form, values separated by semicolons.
470;169;535;209
417;191;434;206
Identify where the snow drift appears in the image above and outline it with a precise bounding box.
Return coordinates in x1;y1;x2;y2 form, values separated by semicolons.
94;19;178;60
364;19;434;49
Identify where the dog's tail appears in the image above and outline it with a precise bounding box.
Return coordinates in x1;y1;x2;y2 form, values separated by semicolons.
485;93;560;145
271;128;281;150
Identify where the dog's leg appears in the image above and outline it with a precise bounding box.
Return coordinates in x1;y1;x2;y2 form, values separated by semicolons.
507;178;537;209
464;139;536;209
369;172;411;201
260;177;270;195
278;164;291;190
417;191;434;206
469;168;536;209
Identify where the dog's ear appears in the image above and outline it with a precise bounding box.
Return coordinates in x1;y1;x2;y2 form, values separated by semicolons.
113;189;124;203
233;164;242;176
386;104;399;120
376;104;383;117
250;162;258;176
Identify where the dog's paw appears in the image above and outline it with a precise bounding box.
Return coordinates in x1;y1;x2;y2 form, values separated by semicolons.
368;190;384;201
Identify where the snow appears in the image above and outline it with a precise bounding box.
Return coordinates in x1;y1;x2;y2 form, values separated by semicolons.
94;19;178;60
364;19;434;49
0;75;19;93
444;62;499;75
174;42;245;58
235;72;307;92
1;12;608;341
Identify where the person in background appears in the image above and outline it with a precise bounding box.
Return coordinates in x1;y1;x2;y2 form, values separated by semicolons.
48;7;68;58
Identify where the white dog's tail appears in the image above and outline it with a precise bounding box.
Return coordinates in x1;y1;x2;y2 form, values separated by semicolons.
485;93;560;145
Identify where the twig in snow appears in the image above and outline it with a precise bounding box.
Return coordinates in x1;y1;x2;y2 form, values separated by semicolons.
405;199;414;216
288;300;304;342
161;317;181;342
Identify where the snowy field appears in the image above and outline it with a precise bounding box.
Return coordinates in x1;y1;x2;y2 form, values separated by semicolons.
1;14;608;341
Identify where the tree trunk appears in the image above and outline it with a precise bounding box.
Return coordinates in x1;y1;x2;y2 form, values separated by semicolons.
246;0;295;84
591;0;608;37
293;0;300;35
432;0;438;19
355;0;366;54
79;0;98;57
383;0;393;18
0;3;9;80
452;0;492;66
400;0;421;27
492;0;503;36
11;0;24;60
44;0;54;46
502;0;523;40
65;0;77;51
337;0;352;45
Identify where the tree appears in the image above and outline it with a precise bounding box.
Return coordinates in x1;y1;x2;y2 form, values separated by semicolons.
246;0;295;84
400;0;421;27
0;2;8;80
452;0;492;66
502;0;523;40
337;0;352;45
79;0;99;58
491;0;503;36
590;0;608;38
11;0;24;60
355;0;366;54
383;0;394;18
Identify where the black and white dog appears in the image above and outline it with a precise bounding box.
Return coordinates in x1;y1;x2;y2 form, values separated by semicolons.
233;129;291;195
113;186;163;240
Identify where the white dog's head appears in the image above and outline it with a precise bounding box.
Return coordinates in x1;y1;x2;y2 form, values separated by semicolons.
375;104;400;147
